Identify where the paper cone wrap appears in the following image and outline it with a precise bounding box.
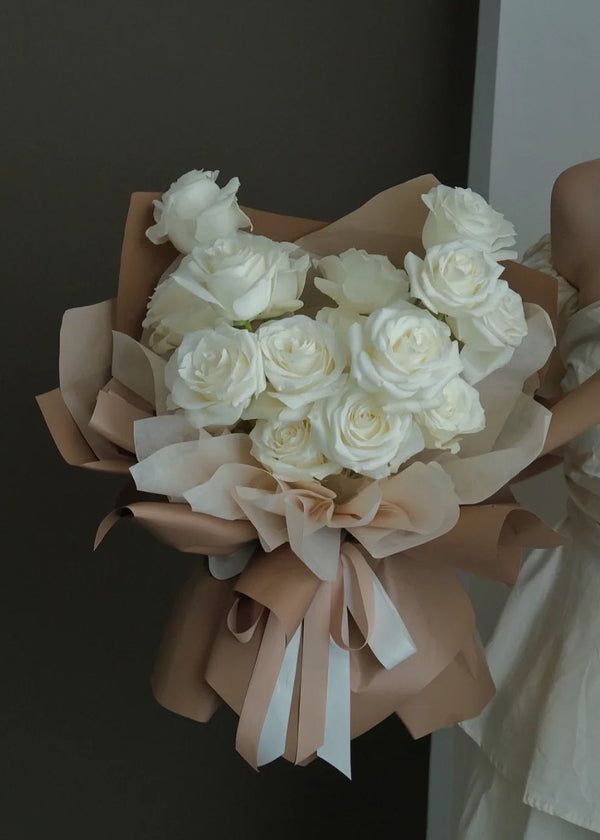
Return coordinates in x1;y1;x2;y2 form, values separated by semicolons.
36;177;600;775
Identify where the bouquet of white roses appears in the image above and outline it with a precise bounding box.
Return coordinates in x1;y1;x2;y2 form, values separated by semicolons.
142;171;526;487
38;169;563;777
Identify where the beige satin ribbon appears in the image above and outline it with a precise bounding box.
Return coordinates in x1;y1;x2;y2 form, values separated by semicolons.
330;543;375;654
295;584;331;764
214;540;418;771
235;611;288;768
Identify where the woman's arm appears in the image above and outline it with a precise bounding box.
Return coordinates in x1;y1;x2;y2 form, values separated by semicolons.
540;160;600;456
543;369;600;454
551;159;600;309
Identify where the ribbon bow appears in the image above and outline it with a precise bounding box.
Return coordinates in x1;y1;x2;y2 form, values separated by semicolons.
227;541;416;778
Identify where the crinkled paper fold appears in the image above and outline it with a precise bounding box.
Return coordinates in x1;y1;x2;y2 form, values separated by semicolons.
36;176;600;775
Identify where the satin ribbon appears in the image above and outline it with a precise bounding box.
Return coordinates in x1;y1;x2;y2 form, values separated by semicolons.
331;543;417;672
209;543;255;580
228;540;416;776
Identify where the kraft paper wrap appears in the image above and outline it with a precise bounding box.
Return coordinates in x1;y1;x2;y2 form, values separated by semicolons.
36;177;600;773
148;510;556;764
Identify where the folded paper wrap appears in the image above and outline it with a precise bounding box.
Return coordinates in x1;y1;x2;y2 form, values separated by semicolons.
37;176;599;776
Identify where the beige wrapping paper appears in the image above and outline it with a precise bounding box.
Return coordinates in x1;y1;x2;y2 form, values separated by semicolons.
407;504;563;585
147;510;543;760
59;299;120;460
151;568;233;723
36;178;600;773
89;385;152;453
95;502;257;555
36;388;133;474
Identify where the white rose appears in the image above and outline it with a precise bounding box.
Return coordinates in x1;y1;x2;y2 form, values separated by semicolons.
349;301;463;411
449;287;529;383
417;376;485;454
250;415;340;481
422;185;517;259
315;307;365;365
146;169;251;253
315;306;365;335
165;323;265;428
311;384;424;479
170;233;309;323
242;389;289;421
314;248;410;314
257;314;346;410
142;277;220;357
450;287;528;350
405;242;506;317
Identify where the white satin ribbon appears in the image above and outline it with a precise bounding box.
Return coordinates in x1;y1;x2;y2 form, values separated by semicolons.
257;626;301;767
317;639;352;778
369;573;416;669
208;544;255;580
341;554;416;669
315;552;415;776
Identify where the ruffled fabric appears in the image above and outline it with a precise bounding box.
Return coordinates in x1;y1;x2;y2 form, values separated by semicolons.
458;731;598;838
459;265;600;835
522;235;579;327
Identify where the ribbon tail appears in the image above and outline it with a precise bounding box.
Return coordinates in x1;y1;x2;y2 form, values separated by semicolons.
295;584;331;764
317;639;352;779
256;626;302;767
369;573;417;669
235;612;286;769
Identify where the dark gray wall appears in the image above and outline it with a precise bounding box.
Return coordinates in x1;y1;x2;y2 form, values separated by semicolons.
2;1;478;838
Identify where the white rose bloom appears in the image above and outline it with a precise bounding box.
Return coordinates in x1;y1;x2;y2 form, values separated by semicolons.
242;389;289;421
449;287;529;383
349;301;463;411
405;242;506;317
146;169;251;253
314;248;410;314
142;277;220;357
165;323;265;428
242;388;314;423
311;384;424;480
170;233;309;323
450;287;528;350
422;185;517;259
316;306;365;335
417;376;485;454
257;314;346;410
250;415;340;481
315;307;365;365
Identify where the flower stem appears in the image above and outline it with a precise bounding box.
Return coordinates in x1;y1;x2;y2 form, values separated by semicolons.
233;320;254;332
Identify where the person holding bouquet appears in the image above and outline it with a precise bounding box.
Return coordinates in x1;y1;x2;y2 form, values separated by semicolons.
457;159;600;838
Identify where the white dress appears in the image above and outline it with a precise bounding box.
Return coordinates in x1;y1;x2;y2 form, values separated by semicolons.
457;239;600;838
